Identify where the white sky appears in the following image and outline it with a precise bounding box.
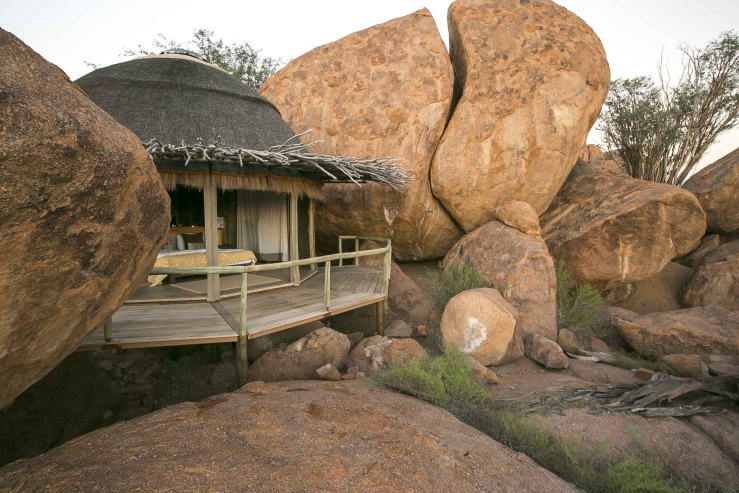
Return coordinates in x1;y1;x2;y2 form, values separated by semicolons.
2;0;738;166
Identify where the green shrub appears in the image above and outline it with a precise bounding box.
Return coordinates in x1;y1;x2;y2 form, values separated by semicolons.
556;259;606;338
425;261;489;311
610;348;656;371
374;344;490;420
376;351;696;493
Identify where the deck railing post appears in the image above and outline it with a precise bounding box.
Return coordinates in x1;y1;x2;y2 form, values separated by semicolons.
354;237;359;265
237;271;248;386
383;243;391;313
324;261;331;312
104;317;113;342
338;238;343;266
308;199;316;271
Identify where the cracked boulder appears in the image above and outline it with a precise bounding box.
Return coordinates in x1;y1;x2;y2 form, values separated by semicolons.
260;9;462;260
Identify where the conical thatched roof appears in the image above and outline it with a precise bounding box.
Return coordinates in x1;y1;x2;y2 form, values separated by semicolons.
76;54;409;198
76;54;294;154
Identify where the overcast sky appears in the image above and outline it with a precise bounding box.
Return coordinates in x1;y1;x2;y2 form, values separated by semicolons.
3;0;738;166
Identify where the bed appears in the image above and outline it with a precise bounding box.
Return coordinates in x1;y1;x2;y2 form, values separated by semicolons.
147;249;257;287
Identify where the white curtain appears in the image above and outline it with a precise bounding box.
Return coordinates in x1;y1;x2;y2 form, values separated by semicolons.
237;190;288;262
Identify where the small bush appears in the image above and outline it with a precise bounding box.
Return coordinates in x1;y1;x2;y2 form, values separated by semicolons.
556;259;606;338
374;344;490;420
376;351;695;493
425;261;489;311
610;349;656;371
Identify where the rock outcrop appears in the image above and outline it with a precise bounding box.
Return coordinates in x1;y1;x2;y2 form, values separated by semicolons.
445;221;557;339
681;240;739;312
430;0;610;231
247;328;350;382
491;201;541;236
383;338;426;367
612;307;739;358
260;10;462;260
441;288;520;365
683;146;739;233
524;334;569;369
0;381;578;492
0;29;170;409
566;144;628;181
541;175;705;290
346;335;393;375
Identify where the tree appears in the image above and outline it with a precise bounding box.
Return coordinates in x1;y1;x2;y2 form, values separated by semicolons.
122;30;283;90
597;31;739;185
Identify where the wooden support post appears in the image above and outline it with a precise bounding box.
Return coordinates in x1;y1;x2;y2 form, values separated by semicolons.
289;193;300;286
324;260;331;312
383;247;391;313
354;238;359;265
338;237;343;266
204;172;220;302
376;301;384;336
308;199;316;271
103;317;113;342
237;272;248;386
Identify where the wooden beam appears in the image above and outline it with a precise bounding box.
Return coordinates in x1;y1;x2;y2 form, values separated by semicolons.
308;198;316;271
324;261;331;312
383;247;391;313
103;317;113;342
376;301;384;336
237;272;248;386
289;193;300;286
204;172;220;301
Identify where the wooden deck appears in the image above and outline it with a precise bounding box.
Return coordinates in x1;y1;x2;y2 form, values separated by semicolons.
77;265;384;351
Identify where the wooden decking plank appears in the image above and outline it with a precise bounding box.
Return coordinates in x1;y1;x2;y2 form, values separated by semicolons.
212;302;240;332
356;272;374;293
367;273;381;294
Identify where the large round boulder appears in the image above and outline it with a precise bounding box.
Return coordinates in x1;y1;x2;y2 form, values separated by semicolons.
441;288;520;366
247;328;350;383
681;240;739;312
260;10;462;260
445;221;557;340
0;381;578;492
0;29;170;409
430;0;610;231
540;175;705;290
683;147;739;234
611;307;739;359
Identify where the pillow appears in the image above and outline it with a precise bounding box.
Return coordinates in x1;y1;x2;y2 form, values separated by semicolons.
181;232;204;247
176;234;185;251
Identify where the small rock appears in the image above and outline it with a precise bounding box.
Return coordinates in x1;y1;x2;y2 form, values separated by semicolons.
588;337;610;353
316;364;342;381
492;201;541;236
524;334;569;369
354;372;365;380
210;363;238;392
416;325;427;337
633;368;655;381
708;362;739;378
383;339;426;367
99;360;114;371
102;410;113;419
341;374;354;380
346;332;364;351
557;329;589;356
660;354;709;378
385;320;413;338
346;366;360;375
465;354;500;385
346;336;392;375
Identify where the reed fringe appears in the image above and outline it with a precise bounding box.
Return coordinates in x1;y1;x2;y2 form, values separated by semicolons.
158;171;325;200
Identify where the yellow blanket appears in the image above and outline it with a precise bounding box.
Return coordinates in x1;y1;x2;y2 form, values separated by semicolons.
148;249;257;287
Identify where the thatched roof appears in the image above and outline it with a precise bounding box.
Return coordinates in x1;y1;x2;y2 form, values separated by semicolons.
76;54;408;198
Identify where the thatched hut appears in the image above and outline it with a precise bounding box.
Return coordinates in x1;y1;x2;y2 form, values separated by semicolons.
76;51;406;301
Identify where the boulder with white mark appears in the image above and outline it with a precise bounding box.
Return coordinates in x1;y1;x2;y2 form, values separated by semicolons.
440;288;521;366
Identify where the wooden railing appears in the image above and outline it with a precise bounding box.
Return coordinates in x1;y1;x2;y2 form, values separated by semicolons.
104;237;392;385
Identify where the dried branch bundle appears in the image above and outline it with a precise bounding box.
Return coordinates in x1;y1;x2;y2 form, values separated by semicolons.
143;133;410;190
509;373;738;418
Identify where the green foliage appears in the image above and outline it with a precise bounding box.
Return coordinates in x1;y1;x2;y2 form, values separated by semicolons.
122;30;283;90
555;259;605;337
376;351;696;493
610;348;656;371
424;261;489;311
374;344;491;419
597;31;739;185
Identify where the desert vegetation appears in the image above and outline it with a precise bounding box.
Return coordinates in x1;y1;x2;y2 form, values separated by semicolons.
376;346;729;493
424;260;489;311
598;31;739;185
